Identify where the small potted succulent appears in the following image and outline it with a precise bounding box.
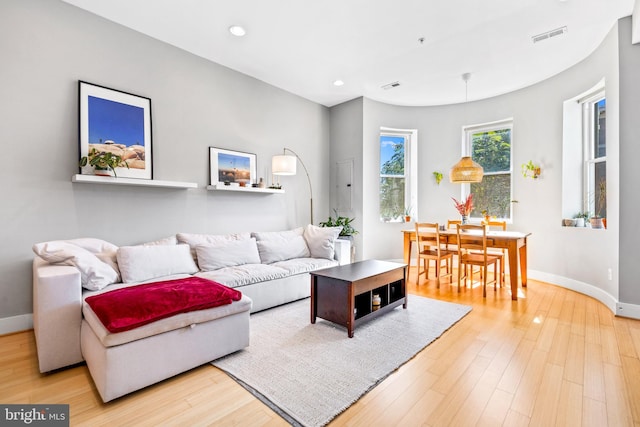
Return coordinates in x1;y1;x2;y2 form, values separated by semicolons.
79;148;129;177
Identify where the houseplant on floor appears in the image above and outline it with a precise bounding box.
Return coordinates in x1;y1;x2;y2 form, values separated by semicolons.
79;148;129;177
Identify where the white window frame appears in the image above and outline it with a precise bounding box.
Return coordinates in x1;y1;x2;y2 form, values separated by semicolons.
582;90;606;217
379;128;418;223
461;118;514;221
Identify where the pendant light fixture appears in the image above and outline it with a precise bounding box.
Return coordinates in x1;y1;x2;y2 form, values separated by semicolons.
450;73;483;183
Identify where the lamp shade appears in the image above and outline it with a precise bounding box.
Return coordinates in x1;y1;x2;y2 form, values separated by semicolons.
272;155;297;175
449;156;484;183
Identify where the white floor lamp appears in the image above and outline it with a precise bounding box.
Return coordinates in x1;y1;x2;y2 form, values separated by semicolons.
272;148;314;224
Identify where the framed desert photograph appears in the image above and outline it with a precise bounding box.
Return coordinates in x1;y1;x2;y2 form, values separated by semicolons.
209;147;257;186
78;81;153;179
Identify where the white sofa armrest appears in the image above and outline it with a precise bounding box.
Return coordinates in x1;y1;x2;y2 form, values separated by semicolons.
33;256;84;372
334;238;351;265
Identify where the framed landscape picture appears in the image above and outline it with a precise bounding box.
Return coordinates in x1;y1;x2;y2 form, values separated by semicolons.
78;81;153;179
209;147;257;186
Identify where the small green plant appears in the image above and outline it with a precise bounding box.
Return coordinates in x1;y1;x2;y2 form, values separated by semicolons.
79;148;129;177
574;211;590;221
319;209;358;236
521;160;541;179
433;171;443;185
404;205;413;216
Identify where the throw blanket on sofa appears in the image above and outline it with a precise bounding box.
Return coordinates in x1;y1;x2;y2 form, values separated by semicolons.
85;277;242;333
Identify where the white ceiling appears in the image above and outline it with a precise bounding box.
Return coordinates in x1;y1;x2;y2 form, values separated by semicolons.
61;0;635;107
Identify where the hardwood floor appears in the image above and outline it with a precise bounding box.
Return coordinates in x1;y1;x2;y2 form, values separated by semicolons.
2;272;639;426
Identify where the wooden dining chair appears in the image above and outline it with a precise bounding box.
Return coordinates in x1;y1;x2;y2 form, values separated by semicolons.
415;222;455;287
456;224;502;297
484;220;507;283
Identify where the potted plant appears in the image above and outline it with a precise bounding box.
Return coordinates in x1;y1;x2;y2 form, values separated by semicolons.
452;194;474;224
320;209;358;262
590;178;606;229
404;206;413;223
521;160;541;179
319;209;358;237
573;211;589;227
79;148;129;177
433;171;443;185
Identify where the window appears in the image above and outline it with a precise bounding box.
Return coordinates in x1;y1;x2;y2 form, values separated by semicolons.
463;120;513;220
584;95;606;219
379;129;417;222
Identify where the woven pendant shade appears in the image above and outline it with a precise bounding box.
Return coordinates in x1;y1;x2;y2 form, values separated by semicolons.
449;156;483;183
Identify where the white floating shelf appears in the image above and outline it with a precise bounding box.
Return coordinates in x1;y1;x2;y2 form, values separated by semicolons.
206;184;284;194
72;174;197;189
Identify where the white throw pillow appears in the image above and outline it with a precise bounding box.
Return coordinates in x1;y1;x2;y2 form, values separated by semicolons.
256;235;310;264
177;232;252;261
196;238;261;271
303;224;342;260
33;239;120;291
117;244;198;283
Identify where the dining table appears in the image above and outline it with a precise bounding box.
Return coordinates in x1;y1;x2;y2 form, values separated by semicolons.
402;228;532;300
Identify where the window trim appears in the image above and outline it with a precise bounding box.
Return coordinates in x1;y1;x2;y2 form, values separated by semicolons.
581;91;606;217
379;127;418;223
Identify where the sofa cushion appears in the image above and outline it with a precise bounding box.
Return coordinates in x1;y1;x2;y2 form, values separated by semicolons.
196;263;289;288
271;257;338;275
196;238;261;271
303;224;342;260
252;228;310;263
83;280;252;347
85;277;242;333
33;238;120;290
117;244;198;283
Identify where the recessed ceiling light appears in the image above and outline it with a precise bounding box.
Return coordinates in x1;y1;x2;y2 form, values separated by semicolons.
333;80;345;87
229;25;246;37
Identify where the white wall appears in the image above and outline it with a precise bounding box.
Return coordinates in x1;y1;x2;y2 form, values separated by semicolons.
0;0;331;331
331;20;633;315
618;16;640;311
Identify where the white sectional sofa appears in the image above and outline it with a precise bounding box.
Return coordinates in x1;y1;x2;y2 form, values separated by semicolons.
32;225;348;402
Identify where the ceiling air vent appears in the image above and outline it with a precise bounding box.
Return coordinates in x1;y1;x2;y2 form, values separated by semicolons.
381;81;401;90
532;26;567;44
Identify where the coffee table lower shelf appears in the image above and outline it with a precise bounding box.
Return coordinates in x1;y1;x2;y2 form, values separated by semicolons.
310;260;407;338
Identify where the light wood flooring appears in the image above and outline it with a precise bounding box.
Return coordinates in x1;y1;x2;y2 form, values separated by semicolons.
1;271;640;426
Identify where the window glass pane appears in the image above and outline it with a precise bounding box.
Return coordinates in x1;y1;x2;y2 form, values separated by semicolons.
380;135;405;176
380;177;405;221
594;162;606;218
471;128;511;173
470;174;512;218
594;99;606;158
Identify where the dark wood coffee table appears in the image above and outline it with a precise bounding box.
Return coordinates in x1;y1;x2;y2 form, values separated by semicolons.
310;260;407;338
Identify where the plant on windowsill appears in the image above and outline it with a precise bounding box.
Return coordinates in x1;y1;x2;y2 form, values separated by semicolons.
573;211;589;227
590;178;607;229
404;206;413;223
521;160;541;179
79;148;129;178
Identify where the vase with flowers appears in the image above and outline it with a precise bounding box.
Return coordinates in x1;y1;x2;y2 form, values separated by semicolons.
452;194;474;224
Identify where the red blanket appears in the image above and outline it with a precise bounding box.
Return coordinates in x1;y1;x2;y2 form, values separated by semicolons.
85;277;242;333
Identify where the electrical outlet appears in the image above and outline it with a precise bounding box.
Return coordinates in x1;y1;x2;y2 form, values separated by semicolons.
608;268;613;281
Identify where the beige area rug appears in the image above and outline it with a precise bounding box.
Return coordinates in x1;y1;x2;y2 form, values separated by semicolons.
212;295;471;427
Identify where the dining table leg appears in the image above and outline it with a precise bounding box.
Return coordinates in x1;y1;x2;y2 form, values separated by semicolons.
403;232;412;279
519;237;528;287
507;241;519;301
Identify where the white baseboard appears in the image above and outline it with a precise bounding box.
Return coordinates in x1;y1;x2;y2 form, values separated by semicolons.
0;313;33;335
615;302;640;319
528;270;640;320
